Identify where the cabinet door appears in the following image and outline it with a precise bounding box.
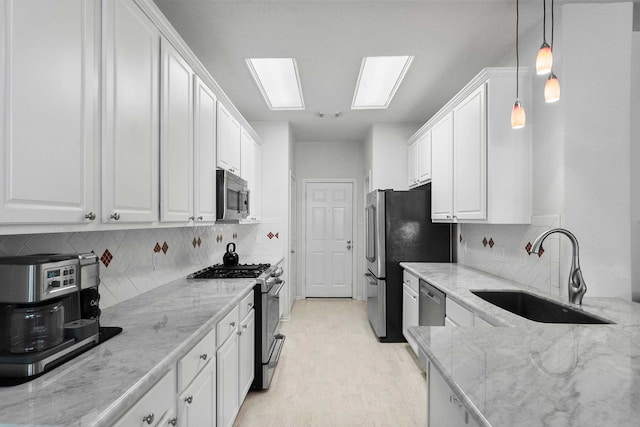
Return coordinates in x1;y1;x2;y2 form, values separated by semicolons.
402;283;419;338
193;76;217;223
251;143;262;220
238;309;255;402
0;0;97;224
114;369;176;427
178;362;215;427
453;84;487;221
103;0;159;223
428;363;480;427
240;129;254;182
216;334;239;427
217;103;241;175
407;141;418;188
160;38;193;223
431;113;454;221
417;130;432;183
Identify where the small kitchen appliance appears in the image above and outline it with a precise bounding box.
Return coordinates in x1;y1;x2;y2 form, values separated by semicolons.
216;169;250;221
223;242;240;266
0;253;121;383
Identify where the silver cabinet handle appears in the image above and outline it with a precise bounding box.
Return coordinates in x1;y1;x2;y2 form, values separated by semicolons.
84;212;96;221
142;413;154;424
185;395;193;404
110;212;120;221
168;418;177;426
200;353;207;360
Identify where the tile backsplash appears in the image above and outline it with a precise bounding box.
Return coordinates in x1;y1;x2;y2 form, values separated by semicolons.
0;222;283;309
457;215;563;296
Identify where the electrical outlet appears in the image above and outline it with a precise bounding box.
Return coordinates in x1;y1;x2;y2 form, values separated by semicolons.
493;247;505;262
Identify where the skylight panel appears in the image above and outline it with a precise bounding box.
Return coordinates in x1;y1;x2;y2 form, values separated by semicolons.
351;56;414;109
246;58;305;110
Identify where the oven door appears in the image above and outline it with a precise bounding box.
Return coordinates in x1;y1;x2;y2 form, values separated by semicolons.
263;279;284;362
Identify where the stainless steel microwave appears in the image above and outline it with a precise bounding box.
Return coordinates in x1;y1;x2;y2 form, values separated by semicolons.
216;169;249;221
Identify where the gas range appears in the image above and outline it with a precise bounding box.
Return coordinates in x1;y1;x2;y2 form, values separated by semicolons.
188;263;271;279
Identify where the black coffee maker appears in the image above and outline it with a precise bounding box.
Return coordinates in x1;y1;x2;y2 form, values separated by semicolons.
0;253;115;382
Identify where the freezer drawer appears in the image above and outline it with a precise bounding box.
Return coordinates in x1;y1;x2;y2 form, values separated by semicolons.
365;272;386;337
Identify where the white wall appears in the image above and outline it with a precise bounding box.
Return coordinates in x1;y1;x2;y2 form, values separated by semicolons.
294;141;365;299
251;121;295;317
459;2;635;301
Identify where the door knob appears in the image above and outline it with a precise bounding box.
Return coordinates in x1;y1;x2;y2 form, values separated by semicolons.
347;244;352;250
347;240;351;244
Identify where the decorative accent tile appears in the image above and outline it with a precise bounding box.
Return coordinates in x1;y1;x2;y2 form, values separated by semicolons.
488;238;494;248
537;247;545;257
197;237;201;247
482;237;488;247
275;232;279;239
154;243;161;253
267;232;274;240
162;242;168;254
525;242;532;254
460;234;463;243
192;238;197;248
101;249;113;268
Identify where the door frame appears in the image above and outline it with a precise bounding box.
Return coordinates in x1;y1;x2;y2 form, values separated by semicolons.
301;178;358;300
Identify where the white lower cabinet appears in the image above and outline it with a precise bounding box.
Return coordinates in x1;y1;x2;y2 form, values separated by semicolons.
428;362;481;427
238;309;255;402
446;298;474;327
113;369;176;427
178;361;215;427
216;327;239;427
402;282;419;337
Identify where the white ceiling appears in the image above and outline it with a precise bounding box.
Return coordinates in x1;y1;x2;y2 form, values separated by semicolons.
154;0;544;142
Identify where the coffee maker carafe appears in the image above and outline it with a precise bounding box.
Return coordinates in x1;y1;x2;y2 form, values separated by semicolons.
0;253;103;380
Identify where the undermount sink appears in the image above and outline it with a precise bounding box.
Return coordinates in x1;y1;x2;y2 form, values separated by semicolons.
470;290;614;324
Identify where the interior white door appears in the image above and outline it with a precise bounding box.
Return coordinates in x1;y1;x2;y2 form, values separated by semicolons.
289;173;297;305
305;182;353;298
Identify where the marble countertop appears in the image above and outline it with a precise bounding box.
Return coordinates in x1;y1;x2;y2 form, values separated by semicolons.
0;256;284;426
402;263;640;427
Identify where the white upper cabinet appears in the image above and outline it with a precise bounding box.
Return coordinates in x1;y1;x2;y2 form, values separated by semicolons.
217;103;241;175
102;0;160;223
407;141;418;188
160;38;194;223
426;68;531;224
408;131;432;189
240;130;261;220
240;129;254;183
193;76;217;223
431;113;454;221
0;0;98;224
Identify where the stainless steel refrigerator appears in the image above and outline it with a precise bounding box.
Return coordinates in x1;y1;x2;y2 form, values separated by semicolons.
365;185;452;342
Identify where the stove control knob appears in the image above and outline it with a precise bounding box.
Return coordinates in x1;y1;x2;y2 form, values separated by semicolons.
271;267;283;277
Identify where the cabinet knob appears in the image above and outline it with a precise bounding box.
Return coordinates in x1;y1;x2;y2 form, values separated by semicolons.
230;321;236;327
243;324;248;329
168;418;177;426
248;303;253;309
84;212;96;221
110;212;120;221
188;216;195;221
185;395;193;404
142;413;154;424
200;353;207;360
237;330;242;336
197;216;203;221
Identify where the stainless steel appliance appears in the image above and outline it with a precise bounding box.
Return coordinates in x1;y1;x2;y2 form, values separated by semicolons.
0;254;121;383
188;262;285;390
216;169;250;221
365;185;452;342
418;280;446;326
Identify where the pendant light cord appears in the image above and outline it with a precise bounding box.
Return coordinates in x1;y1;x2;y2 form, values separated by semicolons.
550;0;554;49
516;0;520;99
542;0;547;43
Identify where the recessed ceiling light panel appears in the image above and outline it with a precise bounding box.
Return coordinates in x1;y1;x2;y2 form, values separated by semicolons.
246;58;305;110
351;55;414;110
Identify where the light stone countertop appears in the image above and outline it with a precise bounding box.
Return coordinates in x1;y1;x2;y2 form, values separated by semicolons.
0;256;283;427
402;262;640;427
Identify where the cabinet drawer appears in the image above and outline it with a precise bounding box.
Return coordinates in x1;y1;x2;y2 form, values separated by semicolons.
403;270;420;294
446;298;474;327
114;368;176;427
178;328;215;392
238;290;255;320
216;305;239;348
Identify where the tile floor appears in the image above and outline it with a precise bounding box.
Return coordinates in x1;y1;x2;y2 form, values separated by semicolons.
234;299;427;426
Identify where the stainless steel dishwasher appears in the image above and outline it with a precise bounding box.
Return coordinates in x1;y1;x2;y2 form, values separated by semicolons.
419;279;446;326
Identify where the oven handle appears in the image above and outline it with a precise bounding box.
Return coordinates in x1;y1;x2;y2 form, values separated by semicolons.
272;281;286;299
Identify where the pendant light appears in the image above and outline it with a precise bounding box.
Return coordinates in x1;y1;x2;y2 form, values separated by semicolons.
544;0;560;102
511;0;526;129
536;0;553;75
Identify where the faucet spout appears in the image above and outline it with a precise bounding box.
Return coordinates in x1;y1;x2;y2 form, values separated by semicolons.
529;228;586;305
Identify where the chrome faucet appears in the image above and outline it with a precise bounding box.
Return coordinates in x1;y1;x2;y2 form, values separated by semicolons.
529;228;586;305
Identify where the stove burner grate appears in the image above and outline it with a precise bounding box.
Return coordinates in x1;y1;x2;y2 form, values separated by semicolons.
189;263;271;279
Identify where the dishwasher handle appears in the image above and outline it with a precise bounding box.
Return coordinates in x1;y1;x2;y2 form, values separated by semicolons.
420;287;443;305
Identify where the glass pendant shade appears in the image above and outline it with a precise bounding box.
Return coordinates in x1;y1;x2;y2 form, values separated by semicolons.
511;100;526;129
544;73;560;103
536;42;553;75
